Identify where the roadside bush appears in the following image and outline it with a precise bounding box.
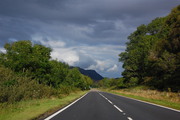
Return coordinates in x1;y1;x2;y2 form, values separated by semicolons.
98;78;127;89
0;40;93;104
115;78;127;89
127;77;139;87
0;66;56;103
58;84;80;95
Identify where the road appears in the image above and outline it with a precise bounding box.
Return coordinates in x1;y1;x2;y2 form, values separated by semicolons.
45;91;180;120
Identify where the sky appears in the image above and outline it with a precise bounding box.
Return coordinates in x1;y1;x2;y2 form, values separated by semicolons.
0;0;179;78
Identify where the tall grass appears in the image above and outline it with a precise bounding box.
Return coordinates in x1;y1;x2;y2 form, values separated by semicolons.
114;86;180;103
102;86;180;110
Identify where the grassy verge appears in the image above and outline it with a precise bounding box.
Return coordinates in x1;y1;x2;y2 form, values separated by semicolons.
0;91;88;120
100;87;180;110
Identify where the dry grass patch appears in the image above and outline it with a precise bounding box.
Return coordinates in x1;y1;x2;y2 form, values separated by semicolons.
101;86;180;110
113;89;180;103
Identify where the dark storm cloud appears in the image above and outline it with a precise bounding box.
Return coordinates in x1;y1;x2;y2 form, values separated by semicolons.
0;16;37;46
0;0;179;24
0;0;179;77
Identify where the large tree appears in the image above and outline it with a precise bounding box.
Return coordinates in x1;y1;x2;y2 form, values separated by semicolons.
119;5;180;91
0;40;52;83
148;5;180;90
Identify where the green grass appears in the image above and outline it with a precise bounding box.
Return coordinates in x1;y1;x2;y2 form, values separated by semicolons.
0;91;88;120
100;88;180;110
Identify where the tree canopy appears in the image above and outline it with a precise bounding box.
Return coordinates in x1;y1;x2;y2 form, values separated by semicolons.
119;5;180;91
0;40;93;94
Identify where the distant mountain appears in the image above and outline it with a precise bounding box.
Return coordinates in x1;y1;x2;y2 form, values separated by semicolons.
70;67;103;81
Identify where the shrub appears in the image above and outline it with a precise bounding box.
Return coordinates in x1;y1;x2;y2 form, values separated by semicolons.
128;77;139;87
0;66;56;103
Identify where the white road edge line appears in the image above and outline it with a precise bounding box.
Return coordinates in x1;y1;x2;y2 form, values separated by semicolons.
114;105;123;112
44;92;88;120
106;92;180;113
127;117;133;120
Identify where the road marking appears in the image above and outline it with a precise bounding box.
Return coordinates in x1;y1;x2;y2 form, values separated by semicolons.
107;100;113;104
99;93;108;100
44;92;88;120
106;92;180;113
114;105;123;112
99;92;123;112
99;93;113;104
127;117;133;120
99;92;134;120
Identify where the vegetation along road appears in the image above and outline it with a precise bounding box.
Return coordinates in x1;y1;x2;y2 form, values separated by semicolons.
45;91;180;120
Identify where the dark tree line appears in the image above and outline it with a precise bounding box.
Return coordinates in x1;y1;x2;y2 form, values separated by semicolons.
119;5;180;91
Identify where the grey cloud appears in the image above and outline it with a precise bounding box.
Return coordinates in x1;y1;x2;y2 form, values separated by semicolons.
0;0;179;24
0;0;179;77
0;16;37;46
74;54;96;69
87;21;116;38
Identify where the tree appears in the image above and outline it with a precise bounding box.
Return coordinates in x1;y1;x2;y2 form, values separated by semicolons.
119;5;180;91
1;40;52;84
148;5;180;90
64;68;84;89
47;60;69;87
0;40;94;90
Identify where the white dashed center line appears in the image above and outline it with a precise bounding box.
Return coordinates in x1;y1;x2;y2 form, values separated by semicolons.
114;105;123;112
127;117;133;120
108;100;113;104
99;92;133;120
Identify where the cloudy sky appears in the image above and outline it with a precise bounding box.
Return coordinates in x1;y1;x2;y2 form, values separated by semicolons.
0;0;179;78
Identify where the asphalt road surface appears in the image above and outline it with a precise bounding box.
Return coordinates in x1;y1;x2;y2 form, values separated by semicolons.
45;91;180;120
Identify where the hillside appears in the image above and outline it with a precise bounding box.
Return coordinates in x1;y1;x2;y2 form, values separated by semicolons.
71;67;103;81
78;68;103;81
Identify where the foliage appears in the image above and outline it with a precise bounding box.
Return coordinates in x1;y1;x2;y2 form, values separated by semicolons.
119;5;180;91
64;68;92;90
0;66;56;103
47;60;69;88
97;77;127;89
0;40;93;103
1;40;52;84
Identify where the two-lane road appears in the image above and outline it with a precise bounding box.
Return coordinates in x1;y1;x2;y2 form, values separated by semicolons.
45;91;180;120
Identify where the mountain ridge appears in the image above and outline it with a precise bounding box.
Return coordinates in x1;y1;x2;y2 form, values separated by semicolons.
70;67;103;81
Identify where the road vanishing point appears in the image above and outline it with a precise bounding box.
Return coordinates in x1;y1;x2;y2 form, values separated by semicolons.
44;91;180;120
